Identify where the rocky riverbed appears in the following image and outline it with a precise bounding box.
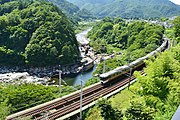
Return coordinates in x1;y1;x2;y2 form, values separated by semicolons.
0;28;116;85
0;72;50;85
0;28;95;85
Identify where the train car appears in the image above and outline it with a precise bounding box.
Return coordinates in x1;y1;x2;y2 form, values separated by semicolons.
99;38;168;84
100;65;129;84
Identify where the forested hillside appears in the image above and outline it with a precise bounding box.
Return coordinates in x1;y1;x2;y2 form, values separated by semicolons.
47;0;79;15
88;18;164;51
0;0;80;66
67;0;180;18
47;0;94;22
88;18;164;74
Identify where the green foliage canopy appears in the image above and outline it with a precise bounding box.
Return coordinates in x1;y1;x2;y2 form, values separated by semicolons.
131;44;180;119
174;16;180;42
0;83;76;119
0;0;80;66
89;18;164;74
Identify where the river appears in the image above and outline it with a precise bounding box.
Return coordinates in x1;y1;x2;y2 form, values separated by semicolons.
62;65;96;86
52;28;96;86
0;28;95;86
76;28;91;45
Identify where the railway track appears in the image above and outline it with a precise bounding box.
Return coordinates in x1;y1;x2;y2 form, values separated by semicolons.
35;75;137;120
7;72;137;120
6;83;103;120
6;68;144;120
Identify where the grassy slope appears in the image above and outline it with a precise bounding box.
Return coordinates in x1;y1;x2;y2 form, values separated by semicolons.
109;82;140;112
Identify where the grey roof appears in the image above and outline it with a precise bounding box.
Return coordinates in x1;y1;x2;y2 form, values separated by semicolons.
172;106;180;120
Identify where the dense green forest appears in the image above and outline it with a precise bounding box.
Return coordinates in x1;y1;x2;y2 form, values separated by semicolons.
88;18;165;74
0;0;80;66
67;0;180;18
85;17;180;120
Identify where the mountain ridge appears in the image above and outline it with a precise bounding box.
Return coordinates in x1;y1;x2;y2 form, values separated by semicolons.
67;0;180;18
47;0;94;21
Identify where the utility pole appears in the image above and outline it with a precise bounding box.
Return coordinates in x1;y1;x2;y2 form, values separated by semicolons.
128;68;132;90
103;54;106;73
80;80;83;120
58;67;62;97
45;111;49;120
80;73;83;120
128;52;131;90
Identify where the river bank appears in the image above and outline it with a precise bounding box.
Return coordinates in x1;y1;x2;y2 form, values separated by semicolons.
0;27;116;85
0;28;95;85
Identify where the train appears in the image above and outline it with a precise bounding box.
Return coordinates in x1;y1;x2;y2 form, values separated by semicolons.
99;38;168;84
